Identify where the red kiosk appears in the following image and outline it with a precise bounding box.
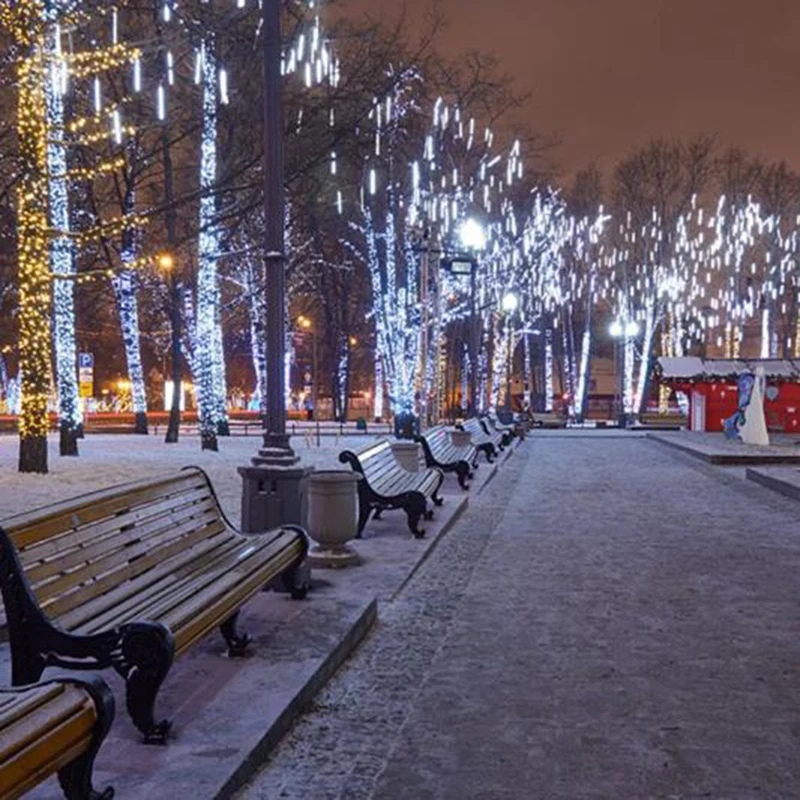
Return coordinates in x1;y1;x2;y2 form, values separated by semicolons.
655;357;800;434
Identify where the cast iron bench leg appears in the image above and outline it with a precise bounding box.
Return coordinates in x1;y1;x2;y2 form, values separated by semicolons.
406;496;427;538
282;560;310;600
220;611;251;657
117;622;175;744
57;677;115;800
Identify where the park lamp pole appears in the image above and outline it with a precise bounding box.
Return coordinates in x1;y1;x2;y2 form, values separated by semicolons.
156;251;182;445
240;0;312;534
501;291;519;414
259;0;295;464
458;218;486;418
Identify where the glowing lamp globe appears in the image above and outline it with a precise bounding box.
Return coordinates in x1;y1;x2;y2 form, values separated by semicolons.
502;292;519;313
459;218;486;251
625;320;640;337
609;321;623;338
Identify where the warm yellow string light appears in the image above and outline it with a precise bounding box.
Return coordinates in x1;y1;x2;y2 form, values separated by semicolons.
16;43;53;451
4;1;144;472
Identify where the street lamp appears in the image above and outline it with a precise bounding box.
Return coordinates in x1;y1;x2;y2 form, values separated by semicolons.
459;218;487;251
259;0;295;464
502;292;519;314
155;250;183;444
297;316;317;421
456;216;486;417
156;252;174;272
239;1;312;536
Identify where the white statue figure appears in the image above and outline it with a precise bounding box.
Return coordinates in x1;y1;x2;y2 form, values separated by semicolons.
739;367;770;446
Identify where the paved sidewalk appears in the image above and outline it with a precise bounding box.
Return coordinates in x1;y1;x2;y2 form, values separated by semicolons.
243;437;800;799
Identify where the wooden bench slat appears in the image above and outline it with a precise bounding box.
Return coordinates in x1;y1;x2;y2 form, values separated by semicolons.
0;701;96;799
20;484;213;572
0;687;92;763
33;506;221;604
0;685;65;733
166;544;303;653
5;472;207;549
98;533;299;638
51;521;232;630
25;492;217;584
66;526;298;637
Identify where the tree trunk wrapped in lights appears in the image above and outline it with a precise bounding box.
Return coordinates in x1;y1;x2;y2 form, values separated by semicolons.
4;2;142;473
359;199;421;436
45;29;81;457
113;254;148;434
16;43;52;474
195;30;223;451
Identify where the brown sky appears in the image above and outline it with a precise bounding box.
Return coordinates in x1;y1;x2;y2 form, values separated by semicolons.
335;0;800;177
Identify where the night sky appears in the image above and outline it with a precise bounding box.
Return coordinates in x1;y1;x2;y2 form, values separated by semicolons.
337;0;800;177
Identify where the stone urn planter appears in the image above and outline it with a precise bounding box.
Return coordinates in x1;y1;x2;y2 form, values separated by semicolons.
450;429;472;449
391;440;422;472
307;471;363;568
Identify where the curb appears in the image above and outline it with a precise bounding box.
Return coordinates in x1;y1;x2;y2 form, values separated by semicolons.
216;598;378;798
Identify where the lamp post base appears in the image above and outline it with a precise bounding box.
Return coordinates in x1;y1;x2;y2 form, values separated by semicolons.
239;462;314;532
254;432;300;467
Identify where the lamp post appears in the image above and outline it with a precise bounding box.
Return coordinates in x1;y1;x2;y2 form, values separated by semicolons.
156;251;183;444
259;0;294;464
239;0;312;533
458;217;486;418
298;315;318;421
501;292;518;414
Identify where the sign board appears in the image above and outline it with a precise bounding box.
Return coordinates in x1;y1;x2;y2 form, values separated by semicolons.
78;353;94;398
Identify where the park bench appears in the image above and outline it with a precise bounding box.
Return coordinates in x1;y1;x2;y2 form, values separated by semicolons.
483;412;515;447
458;417;502;463
415;425;476;490
339;439;444;538
636;411;686;430
530;411;567;429
0;676;115;800
0;467;309;745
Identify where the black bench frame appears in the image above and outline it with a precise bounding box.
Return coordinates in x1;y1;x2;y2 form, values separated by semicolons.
339;447;445;538
457;418;499;463
415;428;476;490
481;414;514;448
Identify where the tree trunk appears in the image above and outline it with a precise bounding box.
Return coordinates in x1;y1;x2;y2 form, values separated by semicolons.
46;29;80;458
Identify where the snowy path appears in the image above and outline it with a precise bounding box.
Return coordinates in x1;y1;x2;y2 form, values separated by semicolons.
243;436;800;799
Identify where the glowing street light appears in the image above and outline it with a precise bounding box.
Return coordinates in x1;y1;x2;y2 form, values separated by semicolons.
155;252;174;272
502;292;519;313
609;320;623;338
459;218;487;251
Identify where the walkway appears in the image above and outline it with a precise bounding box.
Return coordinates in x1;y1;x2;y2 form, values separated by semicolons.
242;435;800;799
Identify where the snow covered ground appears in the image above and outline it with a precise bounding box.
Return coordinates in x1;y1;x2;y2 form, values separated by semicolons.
0;432;379;525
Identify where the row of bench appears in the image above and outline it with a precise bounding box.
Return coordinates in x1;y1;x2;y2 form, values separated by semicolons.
0;413;517;798
340;413;518;539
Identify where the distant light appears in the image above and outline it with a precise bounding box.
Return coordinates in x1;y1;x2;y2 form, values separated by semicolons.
156;252;174;271
459;218;486;251
609;321;623;338
625;320;640;337
502;292;519;313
